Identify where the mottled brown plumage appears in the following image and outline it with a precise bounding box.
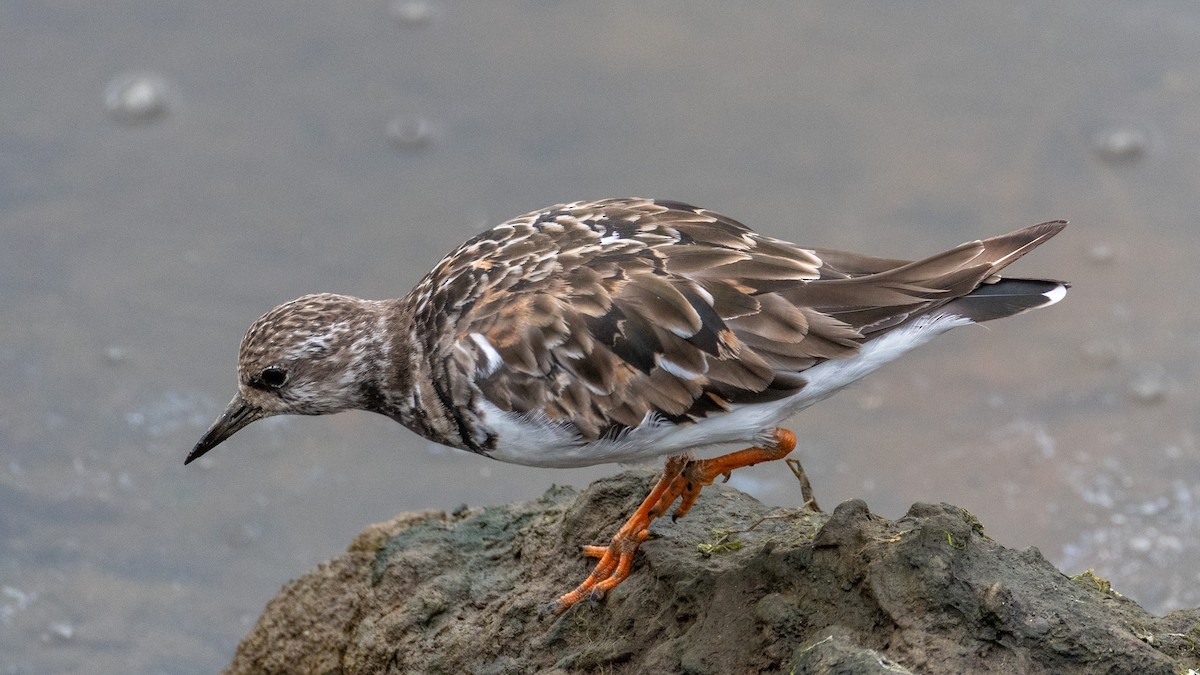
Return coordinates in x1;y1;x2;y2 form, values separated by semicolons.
391;198;1064;457
187;198;1068;613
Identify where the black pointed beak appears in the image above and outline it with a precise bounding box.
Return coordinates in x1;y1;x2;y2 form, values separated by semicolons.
185;394;266;465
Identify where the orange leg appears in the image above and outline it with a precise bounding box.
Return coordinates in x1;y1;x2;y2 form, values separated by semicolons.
659;428;797;522
549;428;797;615
548;454;687;614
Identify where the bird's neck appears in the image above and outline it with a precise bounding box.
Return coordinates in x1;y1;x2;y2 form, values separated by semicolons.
368;295;480;450
368;297;425;426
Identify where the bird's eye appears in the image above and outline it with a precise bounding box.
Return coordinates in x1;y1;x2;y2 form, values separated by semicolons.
260;366;288;388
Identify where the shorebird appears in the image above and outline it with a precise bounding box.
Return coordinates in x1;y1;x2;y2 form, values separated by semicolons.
186;198;1067;614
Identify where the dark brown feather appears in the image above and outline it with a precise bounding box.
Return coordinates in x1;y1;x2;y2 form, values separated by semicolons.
400;199;1065;444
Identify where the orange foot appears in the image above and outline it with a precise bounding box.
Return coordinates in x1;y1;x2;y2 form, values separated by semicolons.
548;428;797;615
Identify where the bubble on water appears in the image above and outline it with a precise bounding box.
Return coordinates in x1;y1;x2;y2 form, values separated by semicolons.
1137;497;1169;516
1073;472;1115;509
1127;364;1168;404
104;73;172;124
1089;122;1151;164
103;345;131;365
0;586;36;625
1086;243;1115;265
386;115;434;151
391;0;433;27
41;622;75;644
1032;425;1057;459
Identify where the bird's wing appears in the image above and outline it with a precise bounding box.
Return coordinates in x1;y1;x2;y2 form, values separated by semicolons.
800;220;1067;334
416;198;1061;440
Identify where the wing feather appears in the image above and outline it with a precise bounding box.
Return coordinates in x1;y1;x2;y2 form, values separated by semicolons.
407;199;1064;442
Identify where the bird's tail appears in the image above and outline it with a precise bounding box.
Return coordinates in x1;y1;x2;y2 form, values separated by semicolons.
942;276;1069;323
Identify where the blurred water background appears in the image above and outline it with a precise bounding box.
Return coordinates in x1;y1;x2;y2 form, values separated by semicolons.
2;2;1199;672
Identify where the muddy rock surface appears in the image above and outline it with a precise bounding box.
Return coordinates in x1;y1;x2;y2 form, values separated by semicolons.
224;471;1200;674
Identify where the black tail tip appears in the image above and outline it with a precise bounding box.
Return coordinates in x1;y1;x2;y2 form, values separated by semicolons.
950;278;1068;323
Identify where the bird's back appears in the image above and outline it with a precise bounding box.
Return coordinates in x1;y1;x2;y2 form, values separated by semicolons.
395;199;1065;464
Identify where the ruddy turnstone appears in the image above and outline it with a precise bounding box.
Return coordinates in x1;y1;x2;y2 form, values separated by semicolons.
186;198;1067;614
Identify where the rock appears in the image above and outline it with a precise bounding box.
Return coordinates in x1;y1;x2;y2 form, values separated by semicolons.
224;471;1200;674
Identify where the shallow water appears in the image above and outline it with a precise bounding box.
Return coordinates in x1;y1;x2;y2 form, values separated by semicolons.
3;2;1200;672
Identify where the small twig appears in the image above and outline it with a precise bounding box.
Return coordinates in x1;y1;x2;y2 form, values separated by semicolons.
785;458;822;512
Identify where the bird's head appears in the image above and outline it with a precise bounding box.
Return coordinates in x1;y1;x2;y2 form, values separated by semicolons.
185;293;386;464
